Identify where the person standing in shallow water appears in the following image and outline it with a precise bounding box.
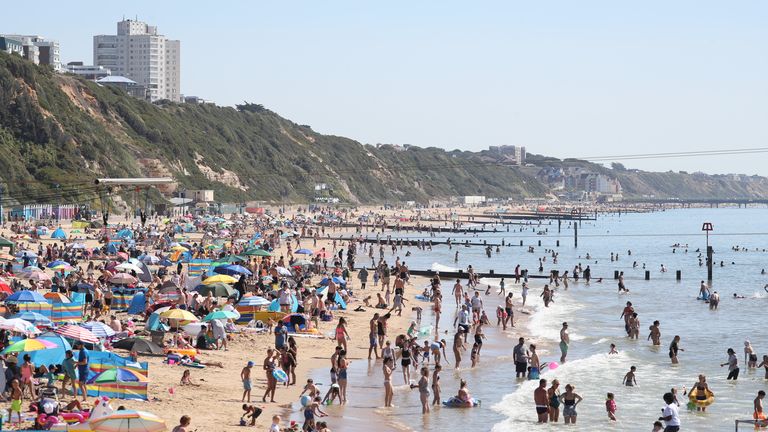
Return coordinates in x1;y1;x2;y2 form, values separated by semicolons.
648;320;661;346
669;335;683;364
559;322;570;363
534;379;549;423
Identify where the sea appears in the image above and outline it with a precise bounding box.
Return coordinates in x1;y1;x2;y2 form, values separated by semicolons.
292;207;768;431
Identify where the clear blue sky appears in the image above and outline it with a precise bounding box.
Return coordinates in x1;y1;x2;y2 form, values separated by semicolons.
3;1;767;175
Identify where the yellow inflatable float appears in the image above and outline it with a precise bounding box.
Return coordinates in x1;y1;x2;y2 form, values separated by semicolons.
688;388;715;408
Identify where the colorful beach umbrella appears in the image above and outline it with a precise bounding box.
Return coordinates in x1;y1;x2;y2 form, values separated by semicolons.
202;310;238;322
88;367;149;384
55;324;100;344
159;309;199;322
46;260;71;268
1;338;57;354
195;283;236;298
294;248;313;255
203;274;238;285
44;292;71;303
89;410;167;432
243;248;271;257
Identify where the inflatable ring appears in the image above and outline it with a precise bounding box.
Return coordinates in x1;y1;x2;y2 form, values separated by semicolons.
688;389;715;407
273;368;289;383
442;397;480;408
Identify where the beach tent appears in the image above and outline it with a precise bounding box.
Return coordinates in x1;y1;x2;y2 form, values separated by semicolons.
127;292;148;315
106;243;119;255
115;229;133;239
267;294;299;313
145;312;169;332
51;227;67;240
112;337;163;355
137;262;152;283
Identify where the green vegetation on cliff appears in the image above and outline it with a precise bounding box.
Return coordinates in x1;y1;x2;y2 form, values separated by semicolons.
1;52;767;206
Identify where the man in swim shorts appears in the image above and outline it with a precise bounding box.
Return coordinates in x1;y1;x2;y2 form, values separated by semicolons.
534;378;549;423
513;337;527;378
560;322;570;363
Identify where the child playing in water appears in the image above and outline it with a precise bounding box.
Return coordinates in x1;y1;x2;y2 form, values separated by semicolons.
470;343;480;368
623;366;637;386
652;420;663;432
606;393;617;421
609;344;619;354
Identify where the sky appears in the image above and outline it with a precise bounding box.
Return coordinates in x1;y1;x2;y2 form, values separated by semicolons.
2;1;767;175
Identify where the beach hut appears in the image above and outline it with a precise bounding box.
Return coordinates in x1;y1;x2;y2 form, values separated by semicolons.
51;227;67;240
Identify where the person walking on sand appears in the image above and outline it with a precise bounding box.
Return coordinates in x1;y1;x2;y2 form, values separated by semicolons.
534;379;549;423
669;335;683;364
262;349;279;403
452;279;463;308
560;322;570;363
335;317;350;352
241;361;253;402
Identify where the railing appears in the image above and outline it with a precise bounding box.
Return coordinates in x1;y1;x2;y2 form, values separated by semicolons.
735;419;765;431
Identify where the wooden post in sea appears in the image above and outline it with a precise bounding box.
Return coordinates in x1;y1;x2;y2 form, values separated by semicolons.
574;223;578;248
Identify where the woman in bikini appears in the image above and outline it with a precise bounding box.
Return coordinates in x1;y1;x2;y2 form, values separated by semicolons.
410;367;430;414
383;358;394;407
335;318;350;352
559;384;583;424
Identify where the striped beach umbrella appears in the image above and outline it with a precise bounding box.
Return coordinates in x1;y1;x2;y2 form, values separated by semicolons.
55;324;100;344
82;321;117;338
89;410;166;432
